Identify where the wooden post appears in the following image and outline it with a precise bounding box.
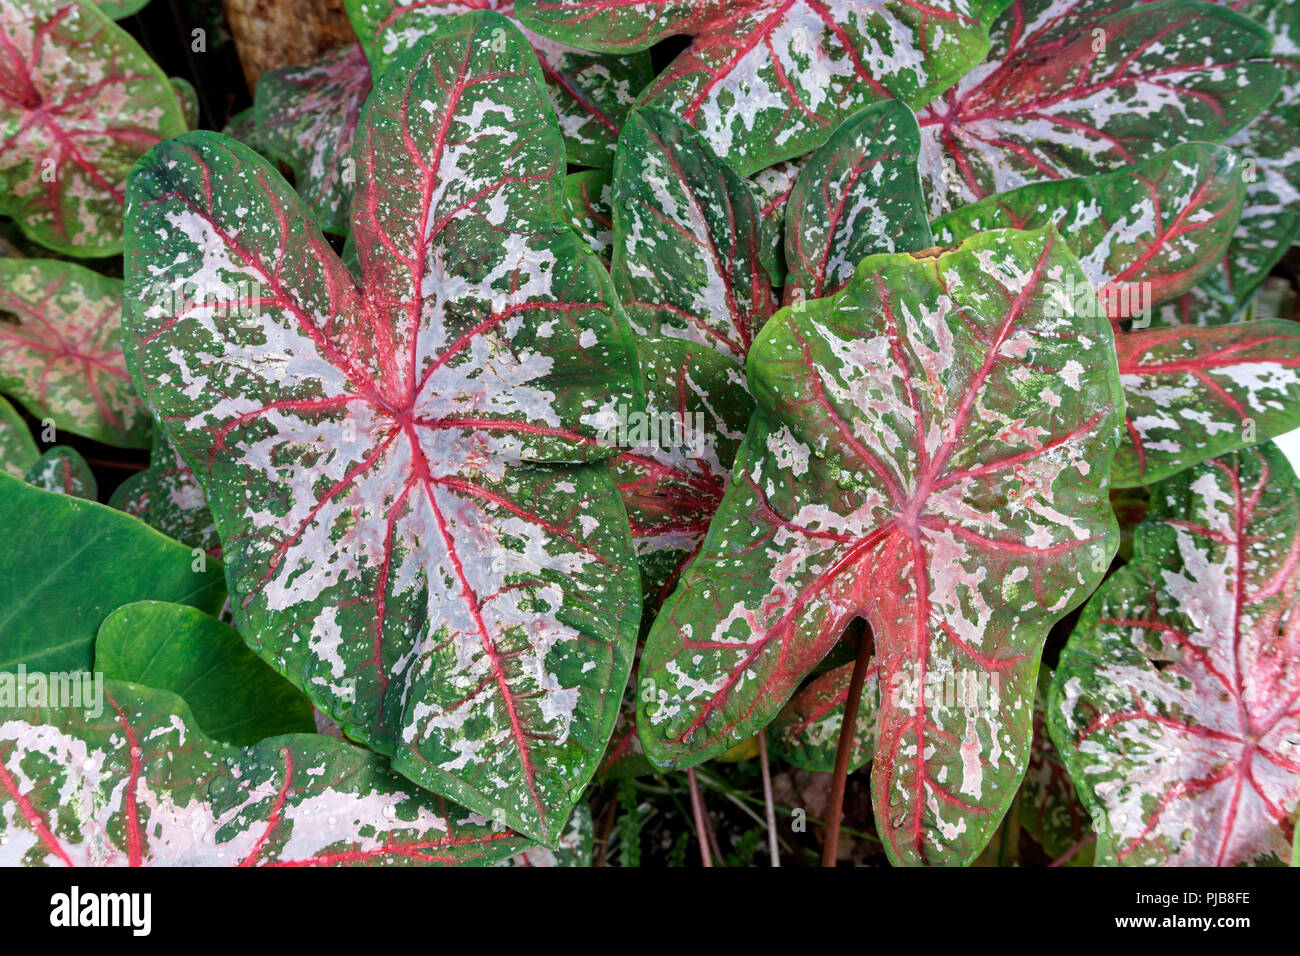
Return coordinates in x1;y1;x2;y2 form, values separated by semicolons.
221;0;355;90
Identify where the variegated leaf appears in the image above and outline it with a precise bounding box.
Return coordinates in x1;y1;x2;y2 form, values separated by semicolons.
769;653;879;774
748;158;801;287
95;0;150;18
0;0;186;255
1114;321;1300;486
564;167;612;261
0;257;150;448
1050;443;1300;866
638;227;1124;866
348;0;653;167
107;429;220;554
254;43;372;236
0;681;530;866
931;143;1247;322
1018;669;1094;863
784;100;932;305
609;109;773;604
520;0;1004;175
121;14;641;845
24;444;95;498
917;0;1279;218
0;392;37;478
497;800;592;865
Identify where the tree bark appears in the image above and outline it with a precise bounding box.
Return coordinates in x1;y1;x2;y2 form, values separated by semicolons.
221;0;354;90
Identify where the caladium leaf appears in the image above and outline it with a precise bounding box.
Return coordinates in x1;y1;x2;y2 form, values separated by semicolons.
121;14;641;845
638;227;1125;866
1114;322;1300;487
768;654;879;774
784;100;932;306
917;0;1280;217
107;429;221;555
253;43;372;236
0;0;186;255
0;257;150;448
497;800;592;865
598;688;652;780
564;167;612;261
609;108;773;603
171;76;199;131
1018;669;1093;863
0;393;37;478
24;445;95;499
749;159;800;287
519;0;1003;175
1050;443;1300;866
930;143;1248;323
0;472;227;673
348;0;654;168
221;107;276;162
95;0;150;18
0;680;531;866
95;601;315;745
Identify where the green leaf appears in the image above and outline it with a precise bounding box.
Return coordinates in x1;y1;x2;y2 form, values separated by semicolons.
348;0;654;167
784;100;932;305
638;227;1124;866
609;108;773;604
254;43;372;235
0;680;530;865
1050;443;1300;866
0;394;38;479
95;601;316;745
918;0;1280;218
107;429;221;554
0;0;186;255
768;653;879;774
497;801;593;865
1017;670;1094;865
121;14;642;845
519;0;1003;174
171;76;199;130
748;159;800;287
95;0;150;18
0;257;150;448
564;167;612;262
0;472;226;673
24;445;96;499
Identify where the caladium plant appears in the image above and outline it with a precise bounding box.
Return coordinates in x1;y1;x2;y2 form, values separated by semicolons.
121;14;641;846
0;0;186;255
1051;443;1300;865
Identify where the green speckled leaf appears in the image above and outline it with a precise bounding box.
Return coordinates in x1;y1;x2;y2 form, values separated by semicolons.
121;14;641;845
0;472;226;673
748;159;800;287
107;429;220;554
1051;443;1300;866
95;0;150;18
254;43;372;235
519;0;1003;175
609;109;772;604
95;601;315;746
918;0;1280;218
564;167;612;261
638;227;1124;866
497;800;592;864
0;393;38;478
349;0;653;168
784;100;932;305
768;653;879;774
0;257;150;448
0;680;530;866
0;0;186;255
1018;669;1093;864
24;445;95;498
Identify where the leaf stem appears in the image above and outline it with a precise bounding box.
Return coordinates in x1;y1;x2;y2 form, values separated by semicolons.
758;731;779;867
822;632;872;867
686;767;713;867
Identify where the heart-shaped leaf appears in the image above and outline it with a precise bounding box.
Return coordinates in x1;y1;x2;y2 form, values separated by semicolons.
917;0;1280;217
24;445;95;499
107;430;221;555
1050;443;1300;866
254;43;372;235
95;601;316;745
1114;321;1300;486
348;0;653;168
0;257;150;448
0;680;530;866
930;143;1248;322
637;227;1124;866
0;0;186;255
121;14;641;844
608;108;773;603
0;472;226;673
768;654;879;774
784;100;932;306
0;393;38;478
519;0;1004;175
